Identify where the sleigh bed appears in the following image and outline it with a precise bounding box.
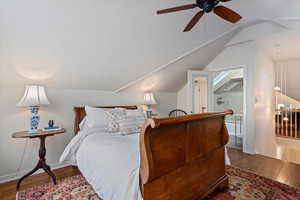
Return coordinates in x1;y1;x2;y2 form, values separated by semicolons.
68;106;232;200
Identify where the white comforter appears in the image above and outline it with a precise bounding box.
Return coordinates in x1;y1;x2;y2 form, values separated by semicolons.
60;128;143;200
60;128;231;200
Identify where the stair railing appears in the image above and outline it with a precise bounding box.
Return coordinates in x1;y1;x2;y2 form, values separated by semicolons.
275;109;300;139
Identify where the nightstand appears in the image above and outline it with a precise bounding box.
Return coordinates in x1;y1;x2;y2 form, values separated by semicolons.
12;128;66;190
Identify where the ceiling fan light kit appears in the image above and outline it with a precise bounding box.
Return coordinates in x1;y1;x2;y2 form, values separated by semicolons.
157;0;242;32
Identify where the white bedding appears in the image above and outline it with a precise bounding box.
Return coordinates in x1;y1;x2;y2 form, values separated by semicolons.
60;128;143;200
60;128;231;200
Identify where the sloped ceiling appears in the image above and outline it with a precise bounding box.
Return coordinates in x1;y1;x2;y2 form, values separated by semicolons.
121;29;238;93
0;0;232;90
0;0;299;91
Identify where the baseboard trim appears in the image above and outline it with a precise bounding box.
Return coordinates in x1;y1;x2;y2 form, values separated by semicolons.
0;162;70;184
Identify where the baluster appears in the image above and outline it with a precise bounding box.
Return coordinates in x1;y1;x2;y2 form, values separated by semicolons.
274;111;278;136
234;116;237;146
290;110;293;138
296;111;298;138
280;110;284;136
275;111;279;136
294;111;296;138
240;116;242;138
285;111;289;136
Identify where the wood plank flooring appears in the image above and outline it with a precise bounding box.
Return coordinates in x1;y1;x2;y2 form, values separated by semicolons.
228;148;300;188
1;148;300;200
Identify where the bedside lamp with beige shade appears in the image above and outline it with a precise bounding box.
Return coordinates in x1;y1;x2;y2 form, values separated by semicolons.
17;85;50;134
144;92;157;118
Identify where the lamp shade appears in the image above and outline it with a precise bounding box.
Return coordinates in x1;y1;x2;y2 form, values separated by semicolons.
17;85;50;107
144;93;157;105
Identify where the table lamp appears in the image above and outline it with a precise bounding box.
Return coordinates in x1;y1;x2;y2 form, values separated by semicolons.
17;85;50;134
144;93;157;118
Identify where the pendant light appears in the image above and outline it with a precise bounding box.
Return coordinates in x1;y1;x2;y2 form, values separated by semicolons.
274;45;281;91
274;66;281;91
283;62;289;121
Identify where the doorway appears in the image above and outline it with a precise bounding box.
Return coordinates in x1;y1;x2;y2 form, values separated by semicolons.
188;68;244;150
188;70;213;114
194;77;208;113
213;68;244;149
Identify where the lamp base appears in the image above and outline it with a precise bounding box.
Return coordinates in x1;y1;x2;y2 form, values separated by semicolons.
29;106;40;134
146;110;153;118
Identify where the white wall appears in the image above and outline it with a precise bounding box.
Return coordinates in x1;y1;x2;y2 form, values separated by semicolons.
175;22;300;161
201;22;286;155
275;91;300;109
0;87;177;182
176;41;257;154
254;47;277;158
177;84;188;113
206;41;257;154
275;59;300;102
214;89;244;115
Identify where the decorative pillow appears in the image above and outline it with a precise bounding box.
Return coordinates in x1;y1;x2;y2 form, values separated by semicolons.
104;108;126;133
85;105;107;129
126;107;146;118
118;114;146;135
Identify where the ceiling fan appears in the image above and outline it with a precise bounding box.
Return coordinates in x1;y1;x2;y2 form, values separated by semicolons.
157;0;242;32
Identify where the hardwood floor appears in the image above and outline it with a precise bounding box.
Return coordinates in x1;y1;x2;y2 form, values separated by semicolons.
1;148;300;200
228;148;300;188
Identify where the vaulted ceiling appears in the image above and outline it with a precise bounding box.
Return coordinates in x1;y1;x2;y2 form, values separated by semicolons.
0;0;299;92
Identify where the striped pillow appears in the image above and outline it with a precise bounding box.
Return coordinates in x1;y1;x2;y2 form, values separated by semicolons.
118;115;146;135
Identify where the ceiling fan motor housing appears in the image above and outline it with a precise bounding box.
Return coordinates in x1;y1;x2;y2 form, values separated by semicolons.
196;0;219;13
157;0;241;32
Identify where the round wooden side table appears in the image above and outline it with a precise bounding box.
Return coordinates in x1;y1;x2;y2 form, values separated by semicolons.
12;129;66;190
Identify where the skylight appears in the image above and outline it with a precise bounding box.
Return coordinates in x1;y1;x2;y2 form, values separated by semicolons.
213;71;230;86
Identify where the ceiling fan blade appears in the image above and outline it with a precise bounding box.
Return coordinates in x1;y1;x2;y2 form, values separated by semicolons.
219;0;232;2
213;6;242;23
183;11;204;32
157;4;197;15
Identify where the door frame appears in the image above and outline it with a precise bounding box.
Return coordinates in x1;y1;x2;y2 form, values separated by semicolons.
208;65;248;153
187;70;213;114
188;66;249;153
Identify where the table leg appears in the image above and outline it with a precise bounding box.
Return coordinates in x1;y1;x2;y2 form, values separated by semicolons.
42;162;57;185
39;136;57;185
16;162;40;189
16;136;57;190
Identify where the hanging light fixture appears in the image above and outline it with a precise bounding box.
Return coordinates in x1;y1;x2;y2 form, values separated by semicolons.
274;67;281;91
283;61;289;121
274;45;281;91
274;86;281;91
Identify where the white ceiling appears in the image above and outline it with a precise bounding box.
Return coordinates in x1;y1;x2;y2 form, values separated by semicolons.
122;28;238;92
0;0;300;92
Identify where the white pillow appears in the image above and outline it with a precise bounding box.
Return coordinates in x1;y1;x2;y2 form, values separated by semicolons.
79;117;88;131
126;107;146;118
85;105;108;129
118;114;146;135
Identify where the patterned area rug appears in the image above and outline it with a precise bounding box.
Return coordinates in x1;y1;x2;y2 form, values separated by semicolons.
17;166;300;200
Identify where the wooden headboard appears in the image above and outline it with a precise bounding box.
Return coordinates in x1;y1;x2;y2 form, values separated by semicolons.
73;106;138;134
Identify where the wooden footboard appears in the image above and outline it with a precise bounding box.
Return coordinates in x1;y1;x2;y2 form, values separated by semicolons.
140;110;233;200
